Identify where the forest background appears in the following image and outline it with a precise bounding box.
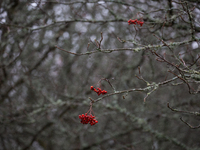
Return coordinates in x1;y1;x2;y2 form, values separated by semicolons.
1;0;200;150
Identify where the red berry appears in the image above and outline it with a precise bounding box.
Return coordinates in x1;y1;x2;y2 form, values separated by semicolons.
128;19;137;25
79;113;98;125
137;21;144;26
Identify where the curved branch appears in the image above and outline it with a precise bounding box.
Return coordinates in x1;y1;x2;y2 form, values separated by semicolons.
180;117;200;129
167;103;200;116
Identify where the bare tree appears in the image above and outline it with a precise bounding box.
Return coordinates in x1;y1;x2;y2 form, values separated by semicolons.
0;0;200;150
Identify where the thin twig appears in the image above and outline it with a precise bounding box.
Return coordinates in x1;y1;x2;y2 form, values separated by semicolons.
168;70;195;93
99;32;103;49
185;2;195;40
180;117;200;129
167;103;200;116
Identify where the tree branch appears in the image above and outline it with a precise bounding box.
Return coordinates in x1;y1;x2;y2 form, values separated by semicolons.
22;122;54;150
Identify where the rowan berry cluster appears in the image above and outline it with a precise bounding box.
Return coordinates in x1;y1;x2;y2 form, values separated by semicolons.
79;83;108;126
128;19;144;26
79;113;98;126
90;86;107;96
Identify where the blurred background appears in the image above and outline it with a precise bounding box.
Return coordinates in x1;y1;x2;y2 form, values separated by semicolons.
0;0;200;150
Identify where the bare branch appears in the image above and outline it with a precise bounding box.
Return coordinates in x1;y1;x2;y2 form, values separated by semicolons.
167;103;200;116
185;2;196;40
56;39;196;56
180;117;200;129
22;122;54;150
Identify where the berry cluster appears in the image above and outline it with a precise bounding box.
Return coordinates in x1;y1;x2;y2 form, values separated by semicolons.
128;19;144;26
79;113;98;126
90;86;107;96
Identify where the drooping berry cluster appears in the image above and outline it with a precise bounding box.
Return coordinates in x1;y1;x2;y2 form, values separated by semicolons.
128;19;144;26
79;113;98;126
90;86;107;96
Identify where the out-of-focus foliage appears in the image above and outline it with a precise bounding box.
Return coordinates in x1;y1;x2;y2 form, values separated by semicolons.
1;0;200;150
